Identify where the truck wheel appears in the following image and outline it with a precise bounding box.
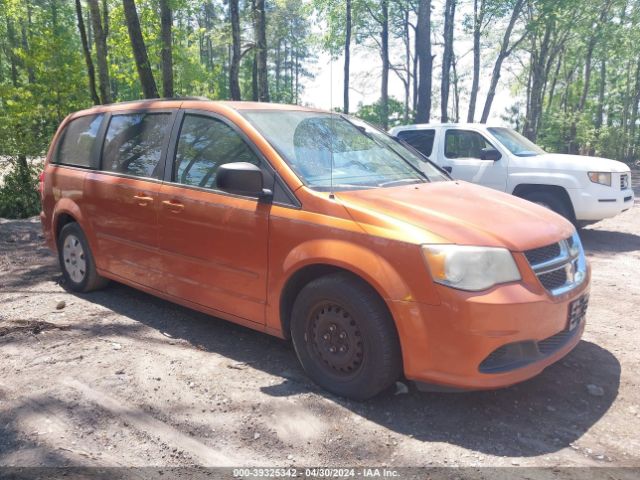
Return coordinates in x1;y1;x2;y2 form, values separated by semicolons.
58;223;108;293
290;273;402;400
523;191;573;222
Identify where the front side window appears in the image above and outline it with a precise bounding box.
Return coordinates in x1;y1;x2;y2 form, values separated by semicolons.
445;130;495;159
55;114;104;167
173;115;260;189
487;127;546;157
243;111;447;191
101;113;172;178
397;129;436;157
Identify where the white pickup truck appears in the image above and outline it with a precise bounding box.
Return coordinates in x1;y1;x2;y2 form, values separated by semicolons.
389;123;634;224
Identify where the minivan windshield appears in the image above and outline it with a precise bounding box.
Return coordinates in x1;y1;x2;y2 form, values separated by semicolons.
488;127;546;157
243;111;448;191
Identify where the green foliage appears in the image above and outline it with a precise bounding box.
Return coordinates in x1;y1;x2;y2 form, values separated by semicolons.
354;97;404;128
0;160;41;219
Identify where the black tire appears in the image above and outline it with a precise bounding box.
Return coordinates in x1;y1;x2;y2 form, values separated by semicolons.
290;273;402;400
57;223;108;293
522;191;574;222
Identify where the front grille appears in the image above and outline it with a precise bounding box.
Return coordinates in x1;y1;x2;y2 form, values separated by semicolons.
620;173;629;190
537;329;574;355
524;243;561;265
479;324;581;374
523;232;587;296
538;267;568;290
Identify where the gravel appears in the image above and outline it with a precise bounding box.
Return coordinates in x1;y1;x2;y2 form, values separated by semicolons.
0;178;639;468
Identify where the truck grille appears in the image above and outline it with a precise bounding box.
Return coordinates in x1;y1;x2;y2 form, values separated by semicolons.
620;173;629;190
523;232;587;296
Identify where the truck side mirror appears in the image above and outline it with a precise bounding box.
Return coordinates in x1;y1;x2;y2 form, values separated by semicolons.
480;148;502;161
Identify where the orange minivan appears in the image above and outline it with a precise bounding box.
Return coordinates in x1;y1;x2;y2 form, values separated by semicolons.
40;99;590;399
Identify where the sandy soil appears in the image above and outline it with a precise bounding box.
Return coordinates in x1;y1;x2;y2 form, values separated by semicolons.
0;175;639;472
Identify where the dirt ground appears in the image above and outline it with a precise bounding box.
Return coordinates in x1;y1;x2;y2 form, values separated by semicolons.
1;176;639;472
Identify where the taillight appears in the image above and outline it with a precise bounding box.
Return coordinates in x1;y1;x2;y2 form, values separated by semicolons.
38;171;45;197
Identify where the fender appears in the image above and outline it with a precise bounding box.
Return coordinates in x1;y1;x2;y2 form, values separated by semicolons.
508;171;582;194
265;238;441;335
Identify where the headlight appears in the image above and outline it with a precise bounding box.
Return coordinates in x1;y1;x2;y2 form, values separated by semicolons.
588;172;611;186
422;245;521;291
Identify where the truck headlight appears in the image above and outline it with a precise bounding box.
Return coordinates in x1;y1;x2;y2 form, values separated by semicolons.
588;172;611;186
422;245;521;291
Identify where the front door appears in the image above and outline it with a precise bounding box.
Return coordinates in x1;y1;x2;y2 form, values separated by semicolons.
158;112;270;324
84;111;175;290
439;128;508;191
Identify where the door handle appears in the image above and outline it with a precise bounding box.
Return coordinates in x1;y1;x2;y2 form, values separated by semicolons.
133;194;154;205
162;200;185;212
443;166;453;173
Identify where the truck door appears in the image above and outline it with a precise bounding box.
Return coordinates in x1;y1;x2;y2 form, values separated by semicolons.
439;128;508;191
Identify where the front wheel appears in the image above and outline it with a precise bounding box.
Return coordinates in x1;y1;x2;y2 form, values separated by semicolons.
58;223;108;292
290;273;402;400
522;191;574;222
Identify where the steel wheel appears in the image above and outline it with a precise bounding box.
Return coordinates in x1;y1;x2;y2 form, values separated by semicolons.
308;302;364;377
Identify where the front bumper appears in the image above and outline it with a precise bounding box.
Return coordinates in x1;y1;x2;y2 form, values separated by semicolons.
390;267;590;390
569;177;634;221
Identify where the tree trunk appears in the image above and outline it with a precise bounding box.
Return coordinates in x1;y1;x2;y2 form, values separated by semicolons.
75;0;100;105
595;58;606;130
6;17;19;87
160;0;173;98
253;0;269;102
480;0;524;123
440;0;456;123
229;0;241;100
88;0;111;103
467;0;484;123
252;50;259;101
122;0;159;99
415;0;432;123
452;53;460;123
343;0;352;114
380;0;389;129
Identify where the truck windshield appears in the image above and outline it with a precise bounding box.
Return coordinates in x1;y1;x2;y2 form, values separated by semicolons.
488;127;546;157
243;110;448;191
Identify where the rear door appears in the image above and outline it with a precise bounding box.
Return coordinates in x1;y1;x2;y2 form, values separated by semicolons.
438;128;508;191
157;111;271;324
84;110;176;290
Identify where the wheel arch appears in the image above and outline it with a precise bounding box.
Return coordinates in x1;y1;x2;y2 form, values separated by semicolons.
512;183;576;221
276;240;417;340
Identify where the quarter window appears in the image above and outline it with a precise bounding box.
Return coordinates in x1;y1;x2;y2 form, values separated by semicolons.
55;114;104;167
397;129;435;157
173;115;260;189
445;130;495;159
101;113;172;178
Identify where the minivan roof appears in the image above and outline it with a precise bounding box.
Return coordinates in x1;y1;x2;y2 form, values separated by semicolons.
68;98;324;119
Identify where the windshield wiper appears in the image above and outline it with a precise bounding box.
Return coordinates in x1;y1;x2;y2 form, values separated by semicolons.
378;178;423;188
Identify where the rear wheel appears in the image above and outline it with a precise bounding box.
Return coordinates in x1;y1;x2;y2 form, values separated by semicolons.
522;191;573;222
58;223;108;292
290;273;402;400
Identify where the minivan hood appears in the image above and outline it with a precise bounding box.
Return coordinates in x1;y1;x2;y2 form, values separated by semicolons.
524;153;630;173
336;181;575;251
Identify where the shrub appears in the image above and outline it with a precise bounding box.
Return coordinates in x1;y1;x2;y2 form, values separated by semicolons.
0;160;41;219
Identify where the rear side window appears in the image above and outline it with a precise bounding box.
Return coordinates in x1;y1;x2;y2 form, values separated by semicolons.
397;129;435;157
55;114;104;167
445;130;495;159
173;114;260;189
101;113;172;179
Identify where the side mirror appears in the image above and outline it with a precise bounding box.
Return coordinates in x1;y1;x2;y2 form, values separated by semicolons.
480;147;502;161
216;162;272;200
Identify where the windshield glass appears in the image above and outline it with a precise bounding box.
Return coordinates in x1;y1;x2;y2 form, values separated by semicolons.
488;127;546;157
243;111;448;191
